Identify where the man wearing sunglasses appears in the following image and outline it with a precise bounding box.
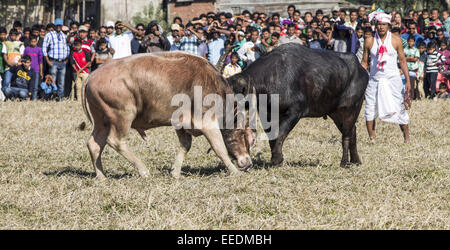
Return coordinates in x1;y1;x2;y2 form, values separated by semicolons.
42;18;70;100
401;22;424;47
131;23;146;54
109;21;140;59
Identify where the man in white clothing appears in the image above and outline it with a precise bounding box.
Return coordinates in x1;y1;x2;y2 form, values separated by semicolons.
109;21;139;59
361;12;411;143
237;29;261;65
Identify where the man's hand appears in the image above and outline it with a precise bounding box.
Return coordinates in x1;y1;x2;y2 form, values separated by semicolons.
40;72;44;80
47;60;53;68
116;23;124;29
405;81;411;98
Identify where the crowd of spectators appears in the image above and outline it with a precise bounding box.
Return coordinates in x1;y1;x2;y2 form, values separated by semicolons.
1;5;450;102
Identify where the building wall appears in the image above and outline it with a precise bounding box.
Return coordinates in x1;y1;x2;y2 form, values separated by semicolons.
168;0;215;24
100;0;162;26
166;0;355;25
216;0;352;17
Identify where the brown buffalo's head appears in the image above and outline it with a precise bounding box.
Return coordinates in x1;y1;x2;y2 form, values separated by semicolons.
220;86;257;170
221;126;256;170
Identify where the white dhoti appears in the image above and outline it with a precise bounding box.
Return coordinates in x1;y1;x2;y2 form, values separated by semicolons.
365;75;409;125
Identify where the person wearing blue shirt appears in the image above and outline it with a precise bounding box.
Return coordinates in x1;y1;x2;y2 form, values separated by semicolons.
42;18;69;99
207;31;226;65
40;74;57;100
401;22;424;47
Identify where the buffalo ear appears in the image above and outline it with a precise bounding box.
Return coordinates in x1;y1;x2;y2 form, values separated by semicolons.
245;126;256;150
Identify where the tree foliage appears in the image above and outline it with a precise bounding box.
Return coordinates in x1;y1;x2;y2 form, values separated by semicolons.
132;1;168;32
365;0;448;14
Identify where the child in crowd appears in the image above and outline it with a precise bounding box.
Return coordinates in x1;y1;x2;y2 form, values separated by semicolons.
40;74;57;100
222;52;242;78
424;41;445;99
70;39;91;101
23;35;43;100
404;35;420;100
355;26;365;62
3;55;34;100
416;42;427;99
436;39;450;91
95;38;112;68
3;29;24;67
2;29;24;93
436;83;449;98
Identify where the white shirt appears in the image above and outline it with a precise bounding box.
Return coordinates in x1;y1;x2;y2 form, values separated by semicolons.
237;40;261;65
109;32;134;59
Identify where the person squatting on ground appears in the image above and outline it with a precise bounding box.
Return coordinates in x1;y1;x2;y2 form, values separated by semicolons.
40;74;57;100
361;12;411;143
2;55;34;100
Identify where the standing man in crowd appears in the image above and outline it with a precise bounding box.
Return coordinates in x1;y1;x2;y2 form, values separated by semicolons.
179;22;201;55
358;6;367;23
109;21;138;59
167;23;182;51
207;21;228;65
361;12;411;143
279;24;303;45
237;29;261;66
42;18;70;100
401;22;424;46
141;21;170;53
131;23;145;54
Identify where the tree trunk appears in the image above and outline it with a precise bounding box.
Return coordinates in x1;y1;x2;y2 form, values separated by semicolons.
24;0;29;27
52;0;56;22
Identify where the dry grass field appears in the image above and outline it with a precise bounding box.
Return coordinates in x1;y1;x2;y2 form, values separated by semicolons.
0;99;448;229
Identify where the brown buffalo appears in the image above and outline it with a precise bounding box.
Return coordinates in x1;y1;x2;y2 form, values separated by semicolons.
81;52;255;179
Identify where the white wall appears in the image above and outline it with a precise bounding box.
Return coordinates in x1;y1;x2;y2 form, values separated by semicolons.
100;0;162;26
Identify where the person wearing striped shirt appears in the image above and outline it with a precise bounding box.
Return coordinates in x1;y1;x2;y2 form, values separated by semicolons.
424;41;446;99
42;18;70;99
179;23;201;55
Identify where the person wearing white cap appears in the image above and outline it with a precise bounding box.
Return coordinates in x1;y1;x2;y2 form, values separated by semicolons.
105;21;115;37
167;23;181;51
361;11;411;143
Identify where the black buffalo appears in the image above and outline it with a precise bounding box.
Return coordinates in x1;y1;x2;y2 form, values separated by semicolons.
225;43;369;167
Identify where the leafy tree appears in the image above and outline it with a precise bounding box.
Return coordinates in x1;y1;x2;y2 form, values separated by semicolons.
132;2;168;32
364;0;448;14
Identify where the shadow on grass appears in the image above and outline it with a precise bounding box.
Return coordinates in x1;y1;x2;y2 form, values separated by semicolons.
43;166;135;179
158;152;329;177
251;152;333;170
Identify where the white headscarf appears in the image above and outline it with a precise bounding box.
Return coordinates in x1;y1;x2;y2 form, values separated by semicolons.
368;11;392;24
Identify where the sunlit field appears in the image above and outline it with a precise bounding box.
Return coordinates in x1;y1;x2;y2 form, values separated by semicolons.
0;99;448;229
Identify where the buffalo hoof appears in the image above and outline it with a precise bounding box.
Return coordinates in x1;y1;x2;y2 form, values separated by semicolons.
351;160;362;165
139;169;150;178
271;157;284;166
340;161;351;168
228;168;242;176
95;173;107;181
171;170;182;179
